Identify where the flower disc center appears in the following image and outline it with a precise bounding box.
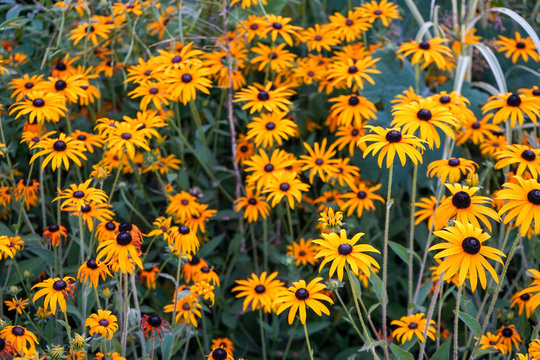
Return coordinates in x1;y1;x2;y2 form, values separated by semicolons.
295;288;309;300
462;236;481;254
451;191;471;209
338;243;353;255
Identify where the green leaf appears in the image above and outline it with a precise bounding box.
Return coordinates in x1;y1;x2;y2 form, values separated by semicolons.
368;273;384;303
490;7;540;57
264;0;288;15
390;344;414;360
389;241;421;265
459;312;482;338
198;234;225;257
473;43;507;93
431;337;451;360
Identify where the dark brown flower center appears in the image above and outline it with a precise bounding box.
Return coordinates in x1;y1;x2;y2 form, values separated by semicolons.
527;189;540;205
116;232;132;245
149;87;158;95
439;95;451;104
53;140;67;151
257;91;270;101
48;224;60;232
338;243;353;255
171;55;182;63
53;280;67;291
348;66;358;74
452;191;471;209
254;285;265;294
212;348;228;360
240;145;248;152
417;109;432;121
521;150;536;161
55;80;67;91
516;42;525;49
345;18;353;26
299;251;306;256
471;122;480;129
25;82;34;89
105;221;116;231
280;183;290;191
348;96;359;106
315;35;322;41
385;130;402;143
419;41;430;50
520;293;530;301
533;89;540;96
271;22;283;30
179;225;190;235
501;328;513;338
265;122;276;130
315;158;323;165
119;221;132;232
295;288;309;300
56;62;67;71
201;266;210;273
33;98;45;107
248;198;257;205
462;236;481;254
408;322;418;329
357;191;367;199
374;9;382;15
182;303;190;310
77;134;87;141
189;256;200;265
351;129;359;136
448;158;460;167
250;24;259;30
147;314;162;327
181;74;192;83
87;259;98;269
12;326;25;336
121;133;132;140
99;319;109;327
264;164;274;172
73;190;85;198
144;70;152;76
81;204;91;213
506;94;521;107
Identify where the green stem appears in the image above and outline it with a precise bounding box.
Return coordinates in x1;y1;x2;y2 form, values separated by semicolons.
454;285;463;360
108;150;125;203
381;165;393;360
468;234;521;359
189;100;210;161
263;218;268;270
63;310;73;351
281;322;299;360
408;165;418;312
194;332;205;357
285;206;294;243
335;290;364;339
259;309;267;360
172;255;183;326
303;322;315;360
121;272;129;356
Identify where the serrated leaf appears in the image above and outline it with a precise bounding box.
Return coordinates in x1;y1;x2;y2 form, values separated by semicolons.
459;312;482;338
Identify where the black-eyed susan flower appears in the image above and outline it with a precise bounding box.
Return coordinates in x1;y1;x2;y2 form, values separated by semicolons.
397;37;453;69
497;176;540;236
39;75;87;104
251;43;296;73
480;131;508;158
427;158;478;184
391;313;436;343
528;339;540;358
495;145;540;179
211;338;234;354
166;191;200;223
482;92;540;127
263;15;301;46
510;290;534;318
0;235;15;259
4;298;29;315
494;32;540;63
317;207;343;229
329;57;380;90
235;134;254;164
232;272;285;313
140;314;169;339
341;182;384;217
392;97;457;149
182;256;208;283
32;276;75;314
300;24;340;52
9;74;46;101
456;114;502;145
85;310;118;340
0;335;17;359
128;82;171;111
335;125;367;155
194;266;220;286
246;112;297;148
414;196;446;230
234;82;293;114
496;324;522;354
274;277;333;324
263;171;309;209
0;326;38;354
230;0;266;9
329;94;377;127
77;259;111;288
30;133;87;171
313;229;380;281
10;91;67;124
234;187;271;223
357;0;402;27
360;126;426;168
243;149;296;190
287;238;318;267
477;332;505;353
207;347;234;360
300;139;338;183
328;10;371;42
64;201;115;232
139;266;160;289
166;63;212;104
54;179;108;210
14;178;40;210
106;122;150;160
434;183;500;231
167;225;199;256
97;231;143;274
69;21;112;46
71;130;104;153
429;221;505;291
164;294;202;327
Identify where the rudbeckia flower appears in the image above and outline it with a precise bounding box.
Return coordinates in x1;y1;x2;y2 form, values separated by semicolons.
495;145;540;179
232;272;286;313
496;324;522;354
397;37;453;69
483;92;540;127
246;111;297;148
427;157;478;184
30;133;87;171
85;310;119;340
263;171;310;209
341;182;384;217
32;276;76;314
497;176;540;236
287;238;318;267
10;91;67;124
391;313;436;343
0;326;38;354
233;82;293;114
494;32;540;63
357;0;402;27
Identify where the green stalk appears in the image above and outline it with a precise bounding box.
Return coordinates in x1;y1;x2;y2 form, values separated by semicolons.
468;234;521;359
335;290;364;339
303;322;315;360
381;165;393;360
108;150;125;203
285;206;295;243
259;308;268;360
454;285;463;360
171;255;183;326
408;165;418;312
